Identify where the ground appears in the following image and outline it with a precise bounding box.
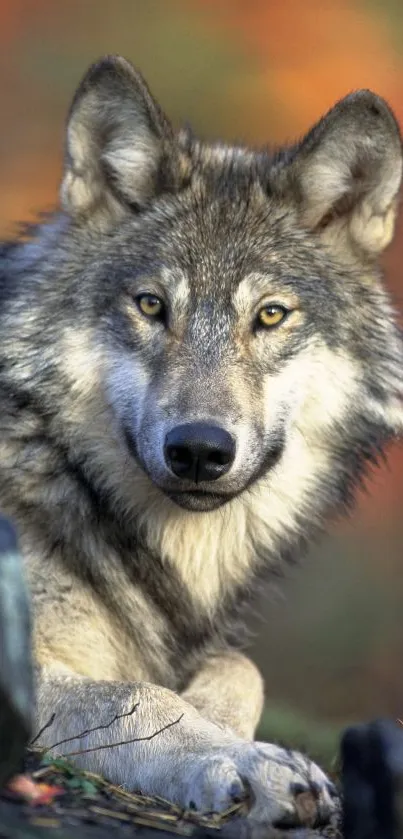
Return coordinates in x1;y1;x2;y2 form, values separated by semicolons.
0;750;342;839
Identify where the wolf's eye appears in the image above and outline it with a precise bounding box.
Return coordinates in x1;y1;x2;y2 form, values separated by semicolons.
136;293;165;321
257;304;288;329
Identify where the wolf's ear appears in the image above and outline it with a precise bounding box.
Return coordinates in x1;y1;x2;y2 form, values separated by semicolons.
61;56;181;226
278;91;402;258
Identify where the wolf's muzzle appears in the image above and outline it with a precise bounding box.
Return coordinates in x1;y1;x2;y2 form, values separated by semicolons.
164;423;236;483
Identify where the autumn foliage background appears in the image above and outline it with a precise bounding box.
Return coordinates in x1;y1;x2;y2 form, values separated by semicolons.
2;0;403;753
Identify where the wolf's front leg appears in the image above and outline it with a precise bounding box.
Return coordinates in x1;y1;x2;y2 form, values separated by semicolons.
36;669;234;797
182;651;339;824
36;665;337;830
181;651;265;739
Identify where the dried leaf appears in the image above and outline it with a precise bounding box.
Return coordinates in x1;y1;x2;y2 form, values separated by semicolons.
6;774;64;805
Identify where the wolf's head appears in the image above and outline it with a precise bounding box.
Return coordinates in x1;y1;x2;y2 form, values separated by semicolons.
3;57;403;596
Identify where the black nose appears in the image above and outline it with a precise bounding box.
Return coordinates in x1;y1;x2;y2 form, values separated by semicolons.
164;422;236;483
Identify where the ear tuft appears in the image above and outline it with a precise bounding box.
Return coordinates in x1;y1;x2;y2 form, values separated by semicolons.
61;56;179;226
279;90;403;259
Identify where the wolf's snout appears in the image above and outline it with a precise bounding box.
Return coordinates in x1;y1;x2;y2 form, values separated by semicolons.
164;423;236;483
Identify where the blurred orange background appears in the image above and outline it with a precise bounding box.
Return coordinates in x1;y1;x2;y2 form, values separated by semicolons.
2;0;403;755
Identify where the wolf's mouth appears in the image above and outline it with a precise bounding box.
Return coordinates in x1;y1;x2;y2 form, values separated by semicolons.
125;421;285;512
166;489;233;512
163;436;285;511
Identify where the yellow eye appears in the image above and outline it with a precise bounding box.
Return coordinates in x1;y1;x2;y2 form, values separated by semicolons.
136;293;165;320
257;304;288;329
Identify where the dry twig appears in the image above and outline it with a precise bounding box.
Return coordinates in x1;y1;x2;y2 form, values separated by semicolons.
44;702;139;753
29;713;56;746
60;713;184;758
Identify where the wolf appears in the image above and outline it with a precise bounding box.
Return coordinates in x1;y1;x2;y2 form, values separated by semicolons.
0;54;402;830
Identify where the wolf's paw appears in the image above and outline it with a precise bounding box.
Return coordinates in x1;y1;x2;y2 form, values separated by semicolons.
184;741;339;828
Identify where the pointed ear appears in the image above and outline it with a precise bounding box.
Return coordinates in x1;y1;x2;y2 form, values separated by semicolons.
277;91;403;259
61;56;184;226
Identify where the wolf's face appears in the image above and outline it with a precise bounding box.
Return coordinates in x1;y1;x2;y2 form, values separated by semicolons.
100;187;380;513
12;58;403;528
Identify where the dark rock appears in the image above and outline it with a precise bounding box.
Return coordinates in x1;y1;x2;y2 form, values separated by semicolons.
0;514;33;785
341;718;403;839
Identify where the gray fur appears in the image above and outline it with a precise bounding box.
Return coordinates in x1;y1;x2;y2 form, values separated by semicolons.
0;55;402;830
